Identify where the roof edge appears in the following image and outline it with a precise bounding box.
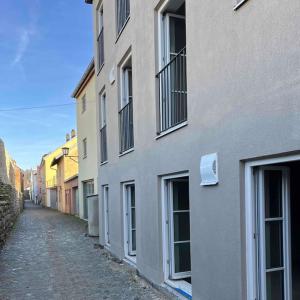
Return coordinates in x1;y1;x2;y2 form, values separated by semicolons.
71;59;95;98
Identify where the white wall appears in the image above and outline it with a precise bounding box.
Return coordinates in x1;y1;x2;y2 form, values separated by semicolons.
76;74;98;219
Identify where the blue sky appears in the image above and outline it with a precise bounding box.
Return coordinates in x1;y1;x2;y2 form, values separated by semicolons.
0;0;93;170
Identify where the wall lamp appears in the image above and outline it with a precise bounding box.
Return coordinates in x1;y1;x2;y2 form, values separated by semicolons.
62;147;78;163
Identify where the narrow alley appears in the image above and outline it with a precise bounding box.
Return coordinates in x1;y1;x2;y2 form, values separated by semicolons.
0;202;169;300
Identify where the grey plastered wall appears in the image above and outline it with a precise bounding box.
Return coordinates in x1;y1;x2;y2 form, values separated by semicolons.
92;0;300;299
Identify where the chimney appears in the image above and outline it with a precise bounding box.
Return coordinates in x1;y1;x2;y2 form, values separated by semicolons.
71;129;76;139
66;133;70;142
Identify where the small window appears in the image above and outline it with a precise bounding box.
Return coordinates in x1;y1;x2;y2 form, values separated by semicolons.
83;138;87;158
97;4;104;35
157;1;187;133
100;93;107;128
100;92;108;163
119;55;134;153
97;4;104;70
82;96;86;113
116;0;130;34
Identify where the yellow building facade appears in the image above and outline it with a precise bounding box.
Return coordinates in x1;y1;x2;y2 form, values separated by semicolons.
42;134;78;211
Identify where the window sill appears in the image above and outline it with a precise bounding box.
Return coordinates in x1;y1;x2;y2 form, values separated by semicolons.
123;256;136;267
165;280;192;300
119;148;134;157
100;161;108;166
97;63;104;76
156;121;188;140
234;0;249;10
115;16;130;44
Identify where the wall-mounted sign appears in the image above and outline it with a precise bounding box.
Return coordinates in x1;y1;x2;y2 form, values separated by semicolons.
200;153;218;186
109;67;115;85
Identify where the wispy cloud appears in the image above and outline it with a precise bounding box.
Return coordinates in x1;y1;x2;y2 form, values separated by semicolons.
11;0;39;66
11;29;34;65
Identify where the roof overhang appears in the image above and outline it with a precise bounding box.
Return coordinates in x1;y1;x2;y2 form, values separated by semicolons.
71;59;95;98
50;154;63;167
64;174;78;183
85;0;93;3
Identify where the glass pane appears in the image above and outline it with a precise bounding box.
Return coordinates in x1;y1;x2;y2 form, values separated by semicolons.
131;229;136;252
266;271;284;300
174;242;191;273
173;212;190;242
173;180;189;211
130;185;135;207
128;69;132;98
169;17;186;57
131;208;135;229
265;221;283;269
264;170;282;218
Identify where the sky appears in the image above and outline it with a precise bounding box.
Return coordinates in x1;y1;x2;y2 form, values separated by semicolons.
0;0;93;170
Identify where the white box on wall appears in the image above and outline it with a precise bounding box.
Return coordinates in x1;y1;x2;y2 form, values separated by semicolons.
200;153;218;186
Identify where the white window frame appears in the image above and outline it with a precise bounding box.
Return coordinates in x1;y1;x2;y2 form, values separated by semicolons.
97;3;104;35
100;92;106;128
158;5;186;132
161;172;191;283
120;53;132;110
161;13;185;67
122;181;136;263
82;180;94;220
103;185;110;246
244;155;300;300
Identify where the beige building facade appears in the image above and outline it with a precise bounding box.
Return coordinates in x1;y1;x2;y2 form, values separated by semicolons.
72;61;98;220
86;0;300;299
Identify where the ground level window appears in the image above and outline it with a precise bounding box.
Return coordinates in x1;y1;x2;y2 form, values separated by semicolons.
103;185;110;245
123;183;136;261
162;174;191;297
83;180;94;220
246;158;300;300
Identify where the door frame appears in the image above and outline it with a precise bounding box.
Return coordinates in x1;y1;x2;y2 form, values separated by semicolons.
122;181;136;263
103;185;110;246
244;154;300;300
161;172;190;282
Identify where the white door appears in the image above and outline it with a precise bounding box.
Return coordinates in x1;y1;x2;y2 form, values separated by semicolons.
256;167;292;300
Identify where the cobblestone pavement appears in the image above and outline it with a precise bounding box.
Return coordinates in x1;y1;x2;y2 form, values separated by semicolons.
0;202;171;300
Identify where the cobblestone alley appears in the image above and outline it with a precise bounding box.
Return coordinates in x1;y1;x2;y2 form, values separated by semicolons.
0;202;171;300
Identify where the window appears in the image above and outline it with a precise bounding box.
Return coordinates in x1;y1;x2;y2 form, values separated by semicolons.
251;167;291;300
116;0;130;34
97;4;104;70
103;185;110;245
100;92;108;163
157;1;187;133
83;138;87;158
123;183;136;260
162;174;191;295
82;95;86;113
82;180;94;220
119;55;134;153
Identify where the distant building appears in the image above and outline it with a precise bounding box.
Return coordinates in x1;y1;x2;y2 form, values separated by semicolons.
31;170;39;204
72;60;97;221
39;133;78;215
